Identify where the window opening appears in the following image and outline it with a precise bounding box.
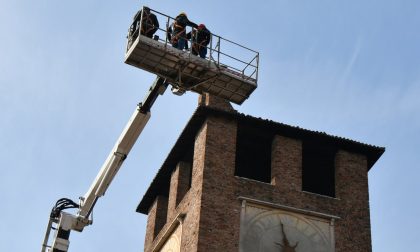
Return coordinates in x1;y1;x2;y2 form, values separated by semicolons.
302;139;336;197
235;122;272;183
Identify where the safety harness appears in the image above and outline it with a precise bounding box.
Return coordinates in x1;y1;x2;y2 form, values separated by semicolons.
191;28;209;53
141;12;156;36
171;20;186;44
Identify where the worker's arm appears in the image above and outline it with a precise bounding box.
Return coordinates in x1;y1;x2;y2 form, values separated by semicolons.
186;17;198;29
151;14;159;34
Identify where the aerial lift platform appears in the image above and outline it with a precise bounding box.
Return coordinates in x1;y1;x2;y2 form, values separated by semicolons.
42;6;259;252
125;7;259;105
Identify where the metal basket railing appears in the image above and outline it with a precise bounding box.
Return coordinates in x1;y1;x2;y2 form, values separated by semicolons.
127;6;259;84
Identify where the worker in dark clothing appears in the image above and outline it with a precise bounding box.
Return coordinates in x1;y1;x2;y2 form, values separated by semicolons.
167;12;198;50
187;24;211;58
130;6;159;41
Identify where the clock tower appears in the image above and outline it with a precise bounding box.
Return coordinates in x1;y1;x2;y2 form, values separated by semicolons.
137;94;384;252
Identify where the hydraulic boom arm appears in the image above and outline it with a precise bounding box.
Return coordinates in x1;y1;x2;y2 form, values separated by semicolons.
42;77;168;252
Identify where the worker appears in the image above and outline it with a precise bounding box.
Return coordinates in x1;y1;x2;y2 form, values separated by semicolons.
131;6;159;39
187;24;211;58
167;12;198;50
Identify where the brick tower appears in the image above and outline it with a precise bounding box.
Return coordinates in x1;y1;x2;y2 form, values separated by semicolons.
137;94;384;252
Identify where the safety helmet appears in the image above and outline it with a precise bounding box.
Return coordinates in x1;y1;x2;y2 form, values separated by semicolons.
198;24;206;29
179;12;187;17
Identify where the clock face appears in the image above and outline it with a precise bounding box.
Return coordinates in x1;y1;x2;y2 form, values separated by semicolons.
240;205;333;252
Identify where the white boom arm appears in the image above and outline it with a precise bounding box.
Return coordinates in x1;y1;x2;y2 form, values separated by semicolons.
78;106;150;218
42;77;168;252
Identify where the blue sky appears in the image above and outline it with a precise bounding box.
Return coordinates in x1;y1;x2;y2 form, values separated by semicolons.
1;0;419;251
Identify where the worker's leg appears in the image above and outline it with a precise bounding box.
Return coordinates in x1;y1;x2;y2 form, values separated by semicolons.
177;38;186;50
191;46;198;56
199;47;207;58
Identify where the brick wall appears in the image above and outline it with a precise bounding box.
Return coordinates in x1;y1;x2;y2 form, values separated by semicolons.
167;161;191;222
335;150;371;252
144;195;168;251
143;120;209;252
196;115;240;251
191;120;372;251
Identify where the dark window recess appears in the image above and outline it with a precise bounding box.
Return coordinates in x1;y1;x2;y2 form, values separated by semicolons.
302;139;337;197
235;121;272;183
153;196;168;239
180;144;194;189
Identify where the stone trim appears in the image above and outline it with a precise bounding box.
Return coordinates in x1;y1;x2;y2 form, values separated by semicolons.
151;213;186;252
238;196;340;220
